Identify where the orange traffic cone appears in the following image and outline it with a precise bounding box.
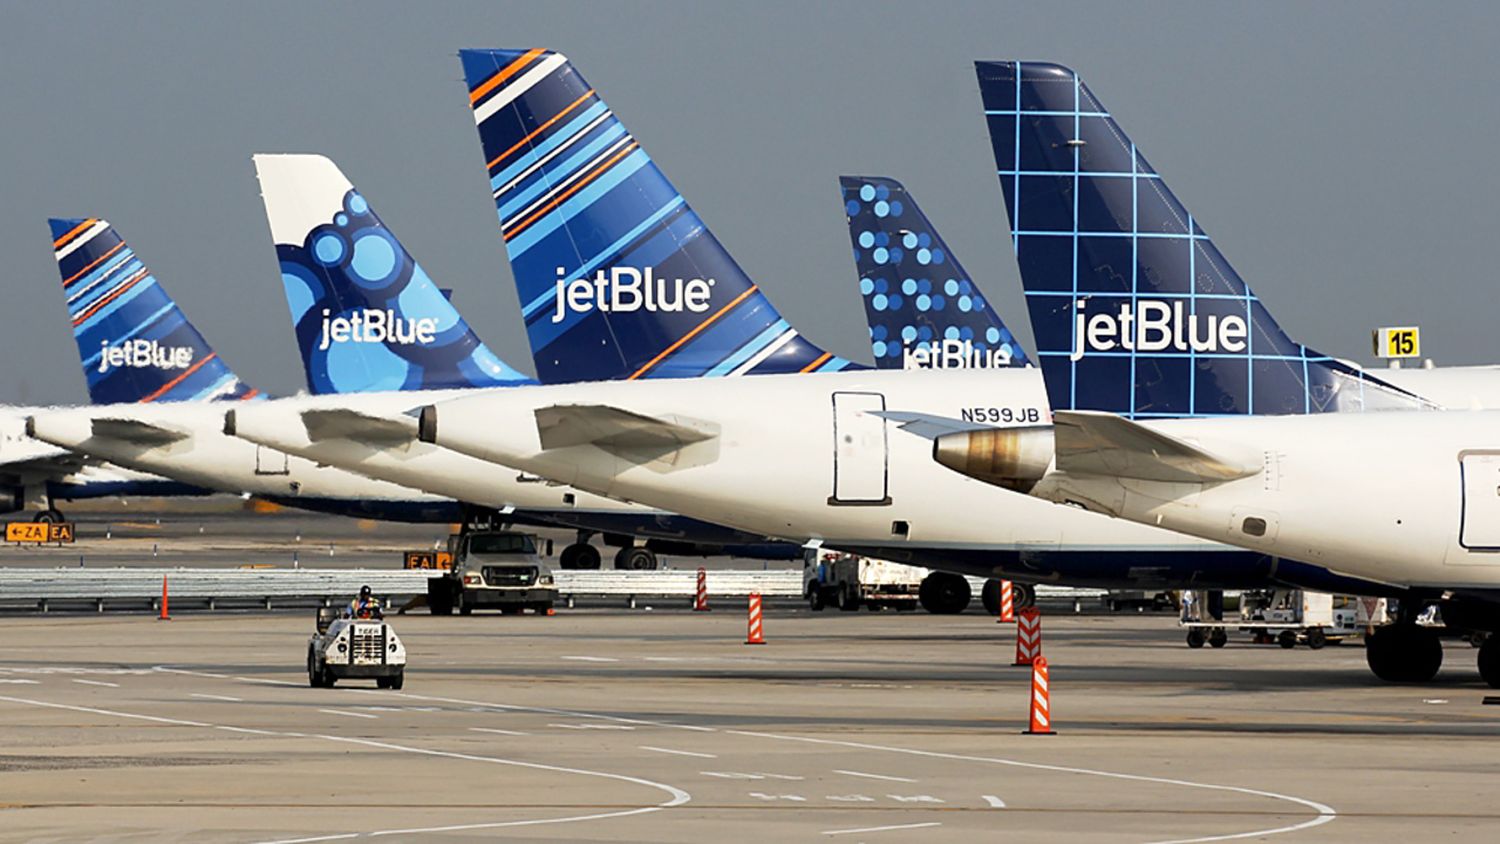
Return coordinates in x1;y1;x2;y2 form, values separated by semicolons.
158;575;171;621
1025;656;1056;735
745;592;765;645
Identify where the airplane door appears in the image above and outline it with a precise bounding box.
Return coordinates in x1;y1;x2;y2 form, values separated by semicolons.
1459;452;1500;550
829;391;891;506
255;445;289;476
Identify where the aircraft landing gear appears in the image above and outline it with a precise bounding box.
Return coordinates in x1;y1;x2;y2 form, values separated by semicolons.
558;531;602;570
918;572;971;614
613;546;658;570
33;508;65;523
1365;623;1443;683
1478;636;1500;688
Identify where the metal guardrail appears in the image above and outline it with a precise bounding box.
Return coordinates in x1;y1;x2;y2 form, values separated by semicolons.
0;567;804;611
0;567;1107;612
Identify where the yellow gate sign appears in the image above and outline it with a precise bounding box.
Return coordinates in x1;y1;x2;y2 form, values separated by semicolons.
6;522;75;544
1373;326;1420;359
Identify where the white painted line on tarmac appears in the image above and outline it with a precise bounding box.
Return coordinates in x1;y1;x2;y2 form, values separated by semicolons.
833;768;917;783
824;821;941;836
217;726;276;736
982;794;1007;808
727;729;1337;844
319;708;378;719
151;661;1334;843
191;693;242;702
0;679;40;684
470;727;528;736
0;693;692;842
561;655;619;662
640;746;716;759
549;722;634;730
72;679;120;688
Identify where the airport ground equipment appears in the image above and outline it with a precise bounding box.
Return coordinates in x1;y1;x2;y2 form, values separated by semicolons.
693;567;709;611
746;592;765;645
1180;588;1379;649
803;550;923;612
426;528;556;615
307;607;405;689
1104;590;1177;612
1024;656;1056;736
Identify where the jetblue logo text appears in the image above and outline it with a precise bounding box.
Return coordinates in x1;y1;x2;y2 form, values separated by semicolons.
97;339;193;373
552;267;714;324
318;309;438;351
1070;300;1248;362
903;339;1012;370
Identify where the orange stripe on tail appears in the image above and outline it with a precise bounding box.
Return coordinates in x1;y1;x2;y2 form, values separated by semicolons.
140;352;217;403
628;286;760;380
468;48;546;104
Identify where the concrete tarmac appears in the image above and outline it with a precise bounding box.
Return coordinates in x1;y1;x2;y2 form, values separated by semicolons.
3;608;1499;842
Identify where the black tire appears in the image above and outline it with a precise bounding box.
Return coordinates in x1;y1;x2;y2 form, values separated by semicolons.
980;579;1001;616
389;671;404;691
428;581;454;615
1478;636;1500;688
837;584;861;612
1305;627;1327;650
617;547;657;570
458;593;473;616
1208;628;1228;649
307;648;321;688
918;572;971;615
1015;583;1037;609
1278;630;1298;649
561;543;602;570
376;676;392;689
1186;629;1206;649
559;545;582;570
33;509;62;523
1366;625;1443;682
807;587;826;612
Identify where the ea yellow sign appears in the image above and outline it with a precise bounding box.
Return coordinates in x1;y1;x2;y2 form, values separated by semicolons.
6;522;75;544
1373;326;1420;359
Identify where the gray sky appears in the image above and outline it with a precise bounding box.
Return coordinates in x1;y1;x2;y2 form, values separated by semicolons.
2;1;1496;404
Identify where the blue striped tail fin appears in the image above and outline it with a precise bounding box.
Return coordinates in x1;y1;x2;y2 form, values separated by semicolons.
255;154;534;394
49;218;257;403
459;48;855;382
974;61;1425;416
841;176;1029;371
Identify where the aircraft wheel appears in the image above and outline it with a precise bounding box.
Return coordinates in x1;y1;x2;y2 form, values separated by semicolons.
615;547;657;570
918;572;971;615
34;508;63;523
980;579;1001;616
1478;636;1500;688
561;543;601;570
1366;624;1443;682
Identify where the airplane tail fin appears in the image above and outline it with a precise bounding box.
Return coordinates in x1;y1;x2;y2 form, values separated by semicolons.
49;218;256;404
840;176;1029;371
974;61;1425;416
459;48;852;382
254;154;534;395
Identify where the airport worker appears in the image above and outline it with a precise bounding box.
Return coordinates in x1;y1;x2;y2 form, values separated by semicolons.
347;585;382;619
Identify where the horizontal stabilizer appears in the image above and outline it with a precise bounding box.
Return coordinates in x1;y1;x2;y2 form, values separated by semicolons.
873;411;1007;440
301;408;418;444
1053;410;1259;483
535;404;718;452
90;417;189;446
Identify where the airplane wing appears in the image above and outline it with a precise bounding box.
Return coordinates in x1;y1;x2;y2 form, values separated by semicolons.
90;417;189;446
1052;410;1260;483
301;408;418;445
534;405;718;452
